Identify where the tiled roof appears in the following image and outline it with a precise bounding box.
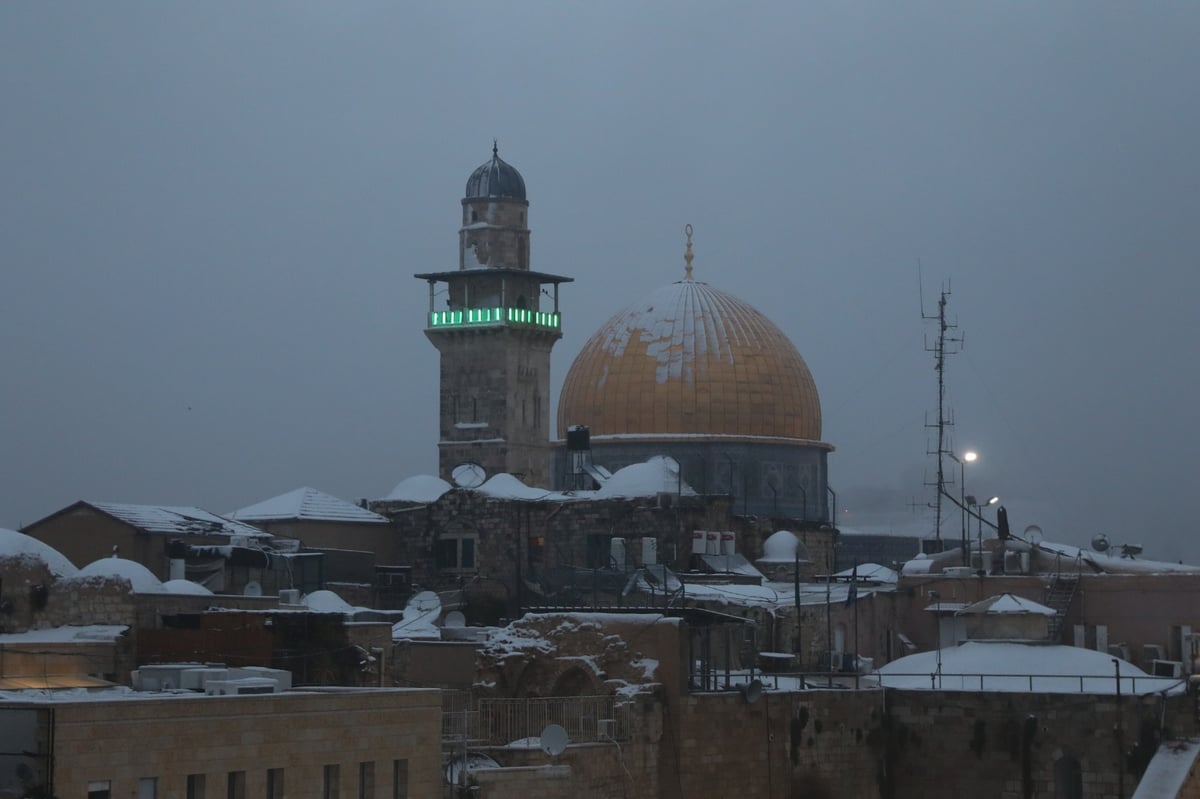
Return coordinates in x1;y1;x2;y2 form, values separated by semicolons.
229;487;388;524
89;502;271;538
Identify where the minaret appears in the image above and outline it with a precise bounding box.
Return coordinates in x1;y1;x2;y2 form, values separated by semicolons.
415;144;572;487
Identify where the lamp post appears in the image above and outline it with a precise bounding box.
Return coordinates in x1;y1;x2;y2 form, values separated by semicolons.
948;451;977;565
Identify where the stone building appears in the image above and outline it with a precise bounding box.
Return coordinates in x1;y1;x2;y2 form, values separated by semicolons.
0;685;440;799
414;144;571;489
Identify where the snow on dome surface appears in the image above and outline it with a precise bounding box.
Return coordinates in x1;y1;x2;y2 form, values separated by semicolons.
230;487;387;524
74;558;163;593
760;530;806;562
557;278;823;441
385;475;452;503
595;456;697;499
161;579;213;596
0;528;78;577
874;641;1185;695
1036;541;1200;574
301;590;355;614
476;473;567;501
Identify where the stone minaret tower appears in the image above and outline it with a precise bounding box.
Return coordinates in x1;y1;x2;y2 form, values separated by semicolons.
416;144;571;487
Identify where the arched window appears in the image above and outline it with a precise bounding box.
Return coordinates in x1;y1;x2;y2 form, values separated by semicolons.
1054;755;1082;799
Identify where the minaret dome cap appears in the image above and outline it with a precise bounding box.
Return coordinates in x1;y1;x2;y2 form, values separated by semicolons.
464;141;527;202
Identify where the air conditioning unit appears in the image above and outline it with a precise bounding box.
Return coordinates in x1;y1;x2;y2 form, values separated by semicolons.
1108;644;1131;662
1154;660;1184;678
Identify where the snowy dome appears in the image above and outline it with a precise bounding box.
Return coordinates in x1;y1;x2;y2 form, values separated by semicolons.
464;144;526;202
75;558;163;593
760;530;810;563
386;475;452;503
558;278;824;442
595;457;697;498
161;579;213;596
0;528;78;577
302;590;355;614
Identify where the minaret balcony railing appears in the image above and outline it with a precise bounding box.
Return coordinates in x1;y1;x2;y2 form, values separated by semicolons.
428;307;561;331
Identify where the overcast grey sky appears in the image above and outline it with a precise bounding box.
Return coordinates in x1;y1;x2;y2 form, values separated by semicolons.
3;3;1198;560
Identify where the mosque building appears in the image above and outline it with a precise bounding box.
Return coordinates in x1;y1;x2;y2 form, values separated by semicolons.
417;146;833;524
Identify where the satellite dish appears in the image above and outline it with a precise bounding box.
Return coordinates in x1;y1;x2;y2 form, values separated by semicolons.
1092;533;1110;553
444;610;466;628
739;678;763;704
443;752;499;785
452;462;487;489
1023;525;1043;545
409;590;441;613
243;581;262;597
539;724;569;756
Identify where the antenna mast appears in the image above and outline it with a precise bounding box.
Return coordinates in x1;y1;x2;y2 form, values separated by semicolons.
922;280;962;547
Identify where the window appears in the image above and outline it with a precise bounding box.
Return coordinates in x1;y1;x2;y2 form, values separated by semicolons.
139;779;157;799
88;781;111;799
436;537;477;571
267;769;284;799
1054;756;1082;799
391;761;408;799
187;775;206;799
323;765;340;799
358;763;374;799
227;772;245;799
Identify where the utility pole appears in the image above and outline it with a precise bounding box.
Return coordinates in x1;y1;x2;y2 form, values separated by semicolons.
922;278;963;548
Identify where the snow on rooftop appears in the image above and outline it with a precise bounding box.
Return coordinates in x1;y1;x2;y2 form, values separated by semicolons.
833;563;898;583
88;502;271;538
230;487;387;524
0;625;128;644
1132;738;1200;799
71;557;164;593
595;456;696;498
873;641;1185;695
959;593;1055;616
1037;541;1200;574
385;475;452;503
0;528;78;577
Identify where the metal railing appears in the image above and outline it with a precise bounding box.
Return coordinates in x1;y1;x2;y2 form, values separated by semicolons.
444;695;631;746
868;672;1186;694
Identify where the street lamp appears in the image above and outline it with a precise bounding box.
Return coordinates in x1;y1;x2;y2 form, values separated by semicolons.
948;451;977;565
966;494;999;572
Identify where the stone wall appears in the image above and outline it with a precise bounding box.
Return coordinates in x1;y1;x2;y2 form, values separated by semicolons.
36;687;441;799
883;689;1194;799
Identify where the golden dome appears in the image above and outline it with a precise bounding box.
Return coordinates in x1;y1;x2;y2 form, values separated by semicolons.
557;278;823;442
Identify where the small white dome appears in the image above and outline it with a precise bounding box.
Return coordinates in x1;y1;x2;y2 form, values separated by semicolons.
76;557;163;593
0;528;78;577
386;475;452;502
161;579;213;596
302;589;355;614
760;530;810;563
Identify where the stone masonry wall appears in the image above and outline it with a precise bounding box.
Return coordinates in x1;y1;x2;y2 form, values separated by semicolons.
43;688;442;799
883;689;1195;799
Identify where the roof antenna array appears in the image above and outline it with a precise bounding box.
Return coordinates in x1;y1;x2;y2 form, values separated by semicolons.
920;264;963;548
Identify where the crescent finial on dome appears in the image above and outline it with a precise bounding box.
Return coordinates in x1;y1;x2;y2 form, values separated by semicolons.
684;223;694;280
